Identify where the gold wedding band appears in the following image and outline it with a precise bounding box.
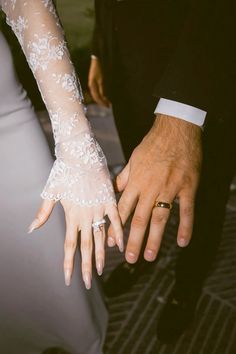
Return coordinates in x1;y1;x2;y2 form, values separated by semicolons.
154;201;173;210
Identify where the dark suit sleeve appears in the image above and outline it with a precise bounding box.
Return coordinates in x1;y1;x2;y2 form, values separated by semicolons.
92;0;102;57
153;0;233;116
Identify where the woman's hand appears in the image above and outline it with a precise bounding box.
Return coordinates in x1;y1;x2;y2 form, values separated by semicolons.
28;195;123;289
28;131;123;289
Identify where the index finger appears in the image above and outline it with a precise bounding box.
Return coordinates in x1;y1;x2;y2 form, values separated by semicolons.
107;185;138;245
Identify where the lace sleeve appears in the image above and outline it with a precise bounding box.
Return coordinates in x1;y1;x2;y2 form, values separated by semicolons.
1;0;115;207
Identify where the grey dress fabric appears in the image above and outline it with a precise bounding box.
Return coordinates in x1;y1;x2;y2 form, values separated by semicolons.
0;32;107;354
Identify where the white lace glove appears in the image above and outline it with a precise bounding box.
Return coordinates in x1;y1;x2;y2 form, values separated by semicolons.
1;0;123;289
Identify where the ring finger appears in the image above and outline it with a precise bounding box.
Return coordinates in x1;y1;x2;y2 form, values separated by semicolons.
144;195;174;261
92;213;106;276
80;222;93;290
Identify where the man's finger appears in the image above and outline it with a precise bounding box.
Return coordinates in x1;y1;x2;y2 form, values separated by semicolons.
115;162;130;192
177;194;195;247
125;195;154;263
118;185;138;225
28;199;55;233
144;195;173;261
64;222;78;286
107;185;136;246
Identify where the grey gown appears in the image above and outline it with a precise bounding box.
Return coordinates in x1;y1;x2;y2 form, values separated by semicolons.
0;31;107;354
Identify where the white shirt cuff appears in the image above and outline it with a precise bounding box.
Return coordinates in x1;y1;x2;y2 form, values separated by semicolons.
155;98;207;127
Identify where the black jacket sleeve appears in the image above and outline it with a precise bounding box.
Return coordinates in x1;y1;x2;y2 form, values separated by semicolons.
92;0;103;58
153;0;236;120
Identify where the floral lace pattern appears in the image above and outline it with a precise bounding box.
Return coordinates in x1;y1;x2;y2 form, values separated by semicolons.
55;131;106;168
42;132;115;206
50;109;87;144
52;71;84;102
42;0;58;20
6;15;28;45
27;34;67;72
41;158;114;206
0;0;116;207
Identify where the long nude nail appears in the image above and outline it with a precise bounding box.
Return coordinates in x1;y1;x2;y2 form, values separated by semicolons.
97;260;103;276
64;269;71;286
108;236;116;247
83;272;91;290
118;237;124;252
28;219;39;234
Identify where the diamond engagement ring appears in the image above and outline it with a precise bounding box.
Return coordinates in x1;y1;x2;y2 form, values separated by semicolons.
92;218;106;232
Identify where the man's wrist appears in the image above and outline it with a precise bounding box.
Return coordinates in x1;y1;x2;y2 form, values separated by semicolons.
154;113;202;134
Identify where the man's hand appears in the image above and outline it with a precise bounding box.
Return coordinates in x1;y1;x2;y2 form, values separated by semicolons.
88;57;111;107
108;114;202;263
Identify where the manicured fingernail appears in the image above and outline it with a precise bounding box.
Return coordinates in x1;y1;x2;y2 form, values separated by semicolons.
64;269;71;286
126;252;137;263
108;236;116;247
28;219;39;234
178;238;188;247
118;238;124;252
144;249;156;262
97;260;103;276
83;272;91;290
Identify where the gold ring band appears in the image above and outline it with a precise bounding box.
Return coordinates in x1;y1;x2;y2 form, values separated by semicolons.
154;201;173;210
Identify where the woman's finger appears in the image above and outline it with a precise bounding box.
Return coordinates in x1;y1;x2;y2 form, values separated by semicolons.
92;213;106;276
28;199;55;233
80;223;93;290
107;205;123;252
64;221;78;286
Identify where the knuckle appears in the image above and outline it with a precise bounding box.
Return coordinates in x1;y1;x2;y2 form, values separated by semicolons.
64;239;77;250
82;262;91;273
81;239;92;251
132;214;146;228
64;260;72;269
152;212;169;224
37;207;47;219
182;205;194;217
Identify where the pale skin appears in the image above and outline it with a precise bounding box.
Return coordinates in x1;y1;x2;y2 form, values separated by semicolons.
88;57;203;263
28;192;123;289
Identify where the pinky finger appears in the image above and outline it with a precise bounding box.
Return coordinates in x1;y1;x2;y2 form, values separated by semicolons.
107;205;124;252
177;195;195;247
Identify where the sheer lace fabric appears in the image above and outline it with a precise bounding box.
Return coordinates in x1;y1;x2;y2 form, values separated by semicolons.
1;0;115;206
